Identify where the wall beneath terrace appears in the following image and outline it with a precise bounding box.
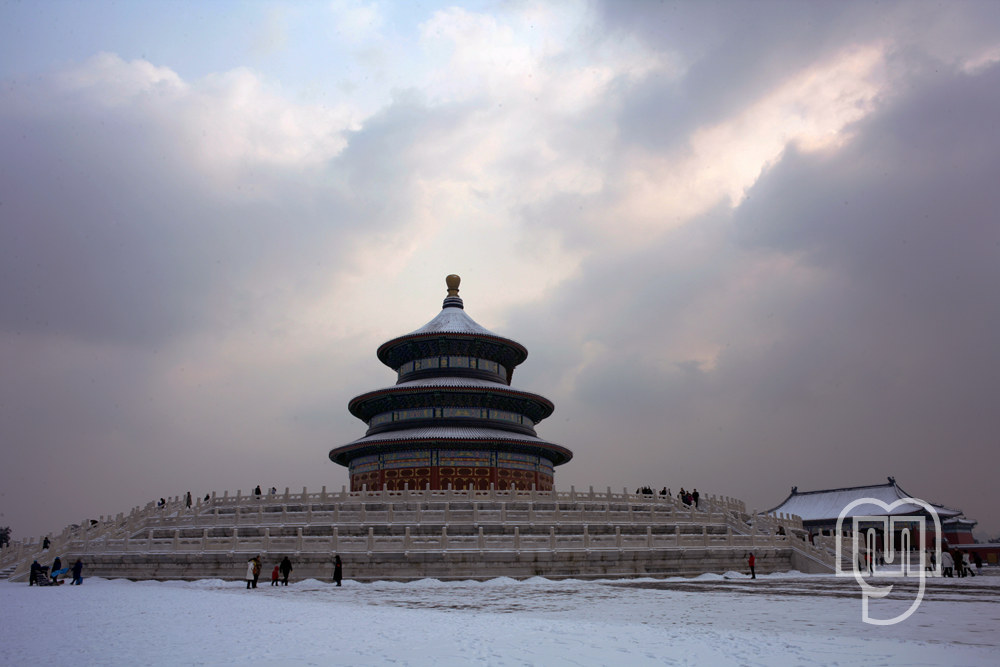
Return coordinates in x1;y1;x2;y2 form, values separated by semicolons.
65;546;800;583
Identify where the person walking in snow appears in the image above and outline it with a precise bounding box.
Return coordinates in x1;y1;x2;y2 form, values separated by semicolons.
748;552;756;579
271;565;280;586
29;560;41;586
252;556;262;587
333;555;343;586
962;552;975;577
71;559;83;585
280;556;293;586
941;549;954;577
245;559;256;589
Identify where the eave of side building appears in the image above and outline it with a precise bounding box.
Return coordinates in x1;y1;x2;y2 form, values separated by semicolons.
767;476;964;526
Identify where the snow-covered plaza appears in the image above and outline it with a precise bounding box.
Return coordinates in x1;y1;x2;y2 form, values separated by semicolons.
2;571;997;666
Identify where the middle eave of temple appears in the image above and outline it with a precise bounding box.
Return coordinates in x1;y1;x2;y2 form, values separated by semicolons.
347;377;555;424
347;377;556;423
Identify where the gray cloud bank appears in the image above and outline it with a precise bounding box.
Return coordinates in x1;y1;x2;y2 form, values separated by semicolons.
2;2;999;540
517;53;1000;530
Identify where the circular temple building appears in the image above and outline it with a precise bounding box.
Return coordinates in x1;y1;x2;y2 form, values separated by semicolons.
329;275;572;491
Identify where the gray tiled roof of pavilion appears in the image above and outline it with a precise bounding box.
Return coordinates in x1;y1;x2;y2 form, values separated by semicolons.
767;478;962;522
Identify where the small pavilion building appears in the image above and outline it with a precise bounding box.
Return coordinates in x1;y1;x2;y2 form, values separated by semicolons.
768;476;971;546
329;275;572;492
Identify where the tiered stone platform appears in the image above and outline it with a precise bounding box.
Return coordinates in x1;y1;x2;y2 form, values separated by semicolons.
1;486;835;582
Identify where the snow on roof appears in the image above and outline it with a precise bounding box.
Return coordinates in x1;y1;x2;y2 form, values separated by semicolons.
768;480;962;522
405;306;502;338
333;425;573;465
341;425;561;447
392;377;508;389
349;376;554;411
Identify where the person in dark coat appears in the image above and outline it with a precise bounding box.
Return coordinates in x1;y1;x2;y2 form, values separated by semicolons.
333;555;343;586
42;537;51;550
51;556;62;583
280;556;293;586
692;489;700;508
252;556;262;588
748;552;756;579
29;560;41;586
71;559;83;585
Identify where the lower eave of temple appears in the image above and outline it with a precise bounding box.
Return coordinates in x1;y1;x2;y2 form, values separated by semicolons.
329;426;573;467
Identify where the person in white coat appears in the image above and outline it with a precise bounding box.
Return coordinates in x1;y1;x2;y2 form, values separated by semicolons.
245;559;255;589
941;549;954;577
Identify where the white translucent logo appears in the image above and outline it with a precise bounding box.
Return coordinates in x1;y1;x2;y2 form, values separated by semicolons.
835;497;941;626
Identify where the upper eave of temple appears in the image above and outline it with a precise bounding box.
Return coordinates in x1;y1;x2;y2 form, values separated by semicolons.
377;310;528;367
376;277;528;370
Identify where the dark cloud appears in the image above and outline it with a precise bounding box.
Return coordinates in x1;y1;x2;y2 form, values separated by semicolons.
513;60;1000;533
602;1;1000;153
2;3;999;544
0;70;437;347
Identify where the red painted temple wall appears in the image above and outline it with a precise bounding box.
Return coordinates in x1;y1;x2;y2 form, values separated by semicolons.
350;466;553;492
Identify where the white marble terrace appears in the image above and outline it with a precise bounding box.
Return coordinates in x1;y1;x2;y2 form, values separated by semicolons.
1;485;836;581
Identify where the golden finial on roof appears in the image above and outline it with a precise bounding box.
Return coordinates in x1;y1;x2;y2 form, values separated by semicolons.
446;274;461;297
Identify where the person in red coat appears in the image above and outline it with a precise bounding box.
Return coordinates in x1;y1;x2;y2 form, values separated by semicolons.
748;552;756;579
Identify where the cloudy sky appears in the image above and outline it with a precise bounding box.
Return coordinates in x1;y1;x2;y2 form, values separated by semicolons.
2;1;999;541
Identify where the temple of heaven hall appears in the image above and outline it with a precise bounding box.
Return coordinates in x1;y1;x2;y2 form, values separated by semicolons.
329;274;572;492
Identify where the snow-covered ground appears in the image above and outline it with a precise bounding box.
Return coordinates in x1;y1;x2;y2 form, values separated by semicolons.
2;571;997;666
